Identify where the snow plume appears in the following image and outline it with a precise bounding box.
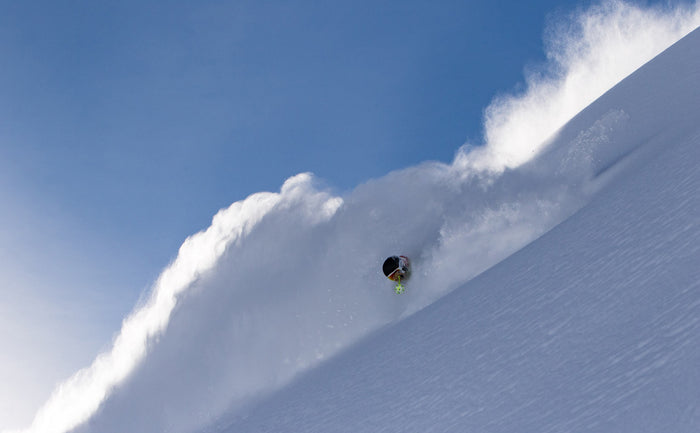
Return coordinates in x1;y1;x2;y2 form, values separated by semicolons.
11;174;339;433
11;2;700;433
63;160;579;433
455;0;700;173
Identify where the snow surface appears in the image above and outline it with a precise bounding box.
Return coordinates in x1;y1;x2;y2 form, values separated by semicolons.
211;27;700;433
8;3;700;433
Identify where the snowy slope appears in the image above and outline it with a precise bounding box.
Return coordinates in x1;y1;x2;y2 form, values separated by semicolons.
12;5;700;433
213;28;700;433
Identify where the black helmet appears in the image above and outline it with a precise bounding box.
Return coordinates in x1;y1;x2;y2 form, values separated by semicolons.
383;256;401;277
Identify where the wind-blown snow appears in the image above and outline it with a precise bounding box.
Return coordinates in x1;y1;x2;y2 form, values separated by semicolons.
11;185;289;433
8;2;700;433
455;0;700;173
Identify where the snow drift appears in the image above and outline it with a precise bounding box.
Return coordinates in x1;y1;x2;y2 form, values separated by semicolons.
9;2;700;433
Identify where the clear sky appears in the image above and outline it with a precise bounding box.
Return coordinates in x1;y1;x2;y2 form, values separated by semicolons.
2;0;694;428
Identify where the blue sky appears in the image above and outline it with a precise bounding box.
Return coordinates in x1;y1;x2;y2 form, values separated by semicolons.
4;0;695;428
1;0;592;315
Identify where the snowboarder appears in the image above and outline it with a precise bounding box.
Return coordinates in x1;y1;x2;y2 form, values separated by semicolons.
383;255;410;294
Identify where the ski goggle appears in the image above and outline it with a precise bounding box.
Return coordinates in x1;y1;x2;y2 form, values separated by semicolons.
386;269;403;281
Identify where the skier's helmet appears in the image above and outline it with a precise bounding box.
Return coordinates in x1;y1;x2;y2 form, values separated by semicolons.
383;256;401;278
383;255;409;281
